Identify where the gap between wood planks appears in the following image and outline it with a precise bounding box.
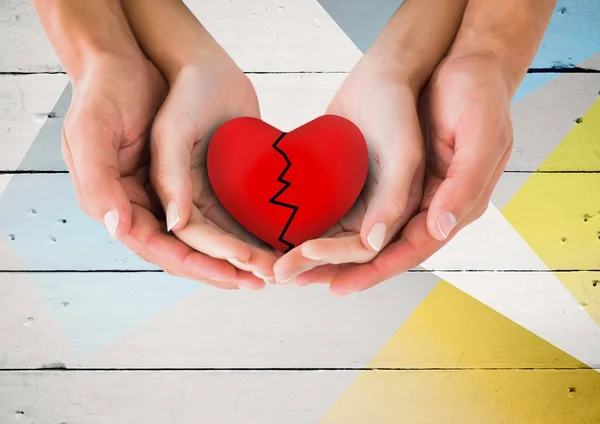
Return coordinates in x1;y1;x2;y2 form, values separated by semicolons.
0;269;599;273
2;170;600;175
1;66;600;76
0;367;597;371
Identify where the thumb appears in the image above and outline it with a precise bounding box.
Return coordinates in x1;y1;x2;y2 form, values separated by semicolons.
150;116;194;233
360;107;424;252
63;126;132;239
426;121;511;241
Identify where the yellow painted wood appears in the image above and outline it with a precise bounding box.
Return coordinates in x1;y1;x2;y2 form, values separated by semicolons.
320;283;600;424
365;282;584;369
502;173;600;270
556;271;600;326
320;369;600;424
539;98;600;171
503;98;600;324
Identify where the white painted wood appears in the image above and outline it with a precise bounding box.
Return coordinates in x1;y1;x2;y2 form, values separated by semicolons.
1;73;599;172
3;0;600;73
1;270;597;369
511;71;600;171
0;73;347;171
0;0;361;73
1;172;596;271
0;271;439;368
0;74;70;171
438;268;600;369
0;370;357;424
1;370;598;424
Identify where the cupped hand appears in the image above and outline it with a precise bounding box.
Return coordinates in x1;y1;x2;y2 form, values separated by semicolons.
62;55;257;289
297;54;514;295
272;57;425;285
150;51;278;286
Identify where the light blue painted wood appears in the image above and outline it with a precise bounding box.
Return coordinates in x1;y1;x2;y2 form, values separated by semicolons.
32;272;200;356
2;271;439;361
317;0;600;99
17;84;70;171
0;174;153;270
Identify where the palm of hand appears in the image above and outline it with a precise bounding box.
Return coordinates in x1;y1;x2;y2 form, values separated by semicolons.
62;58;169;246
293;57;514;295
323;71;424;246
418;57;513;234
151;63;278;279
273;66;425;283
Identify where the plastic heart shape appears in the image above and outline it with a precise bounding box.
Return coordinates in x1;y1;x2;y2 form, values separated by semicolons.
207;115;368;252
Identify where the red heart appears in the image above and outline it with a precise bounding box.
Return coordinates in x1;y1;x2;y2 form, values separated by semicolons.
207;115;368;252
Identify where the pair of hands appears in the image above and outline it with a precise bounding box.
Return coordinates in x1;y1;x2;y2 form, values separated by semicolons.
63;48;512;295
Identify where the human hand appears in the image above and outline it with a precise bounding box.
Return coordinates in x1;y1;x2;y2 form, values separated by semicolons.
295;54;513;295
149;51;278;288
63;55;256;289
272;57;425;284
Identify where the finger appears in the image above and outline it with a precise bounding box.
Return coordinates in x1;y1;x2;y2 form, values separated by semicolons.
295;264;340;287
175;207;274;274
330;150;510;296
150;104;195;232
274;233;373;284
302;235;375;265
123;203;239;288
426;119;511;241
360;104;424;253
63;126;132;239
273;243;327;285
233;270;267;291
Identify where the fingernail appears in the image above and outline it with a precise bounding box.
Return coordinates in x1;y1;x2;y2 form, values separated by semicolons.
252;271;276;284
166;201;180;232
228;257;251;272
278;276;296;285
300;245;321;261
436;211;457;239
330;288;350;297
237;281;253;290
104;210;119;237
367;222;386;251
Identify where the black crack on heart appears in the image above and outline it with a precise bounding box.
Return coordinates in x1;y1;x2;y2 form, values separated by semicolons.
268;132;299;253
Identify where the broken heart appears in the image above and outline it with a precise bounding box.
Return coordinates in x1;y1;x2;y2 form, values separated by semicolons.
207;115;368;252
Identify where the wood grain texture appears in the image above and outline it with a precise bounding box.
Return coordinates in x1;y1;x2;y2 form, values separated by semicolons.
0;370;598;424
2;0;600;73
1;172;598;271
0;271;597;369
1;73;599;172
0;0;361;73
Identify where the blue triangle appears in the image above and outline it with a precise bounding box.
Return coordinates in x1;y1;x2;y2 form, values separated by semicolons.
317;0;600;100
30;272;200;356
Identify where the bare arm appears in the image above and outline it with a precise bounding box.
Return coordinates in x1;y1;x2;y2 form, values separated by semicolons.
449;0;557;95
120;0;227;82
364;0;468;92
31;0;145;84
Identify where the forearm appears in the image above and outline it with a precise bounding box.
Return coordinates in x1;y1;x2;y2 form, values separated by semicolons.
449;0;557;95
32;0;144;84
365;0;468;92
121;0;224;82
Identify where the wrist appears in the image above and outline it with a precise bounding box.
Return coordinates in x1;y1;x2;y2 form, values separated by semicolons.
32;0;144;84
120;0;227;83
447;0;556;97
448;33;527;97
357;47;426;96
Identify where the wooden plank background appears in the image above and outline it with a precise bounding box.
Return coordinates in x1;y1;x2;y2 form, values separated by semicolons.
1;0;599;423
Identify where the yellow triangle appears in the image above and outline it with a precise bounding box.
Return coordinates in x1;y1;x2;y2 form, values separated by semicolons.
502;98;600;325
320;282;600;424
537;99;600;171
